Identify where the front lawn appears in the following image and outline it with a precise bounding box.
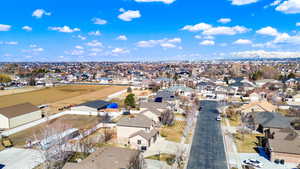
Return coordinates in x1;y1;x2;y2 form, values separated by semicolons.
160;121;186;143
146;153;176;165
233;132;263;153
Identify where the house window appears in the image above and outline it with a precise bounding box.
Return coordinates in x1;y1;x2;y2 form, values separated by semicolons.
137;140;141;145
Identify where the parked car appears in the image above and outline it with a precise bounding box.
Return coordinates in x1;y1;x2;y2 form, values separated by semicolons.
243;159;263;168
216;114;222;121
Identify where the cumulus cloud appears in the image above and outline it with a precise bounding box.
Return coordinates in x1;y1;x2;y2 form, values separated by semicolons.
22;45;44;53
77;35;87;40
88;30;101;36
117;35;128;40
49;26;80;33
297;22;300;26
65;49;84;56
200;40;215;46
112;48;130;54
218;18;231;24
92;18;107;25
22;26;32;31
85;40;103;47
230;0;259;6
181;23;212;32
32;9;51;18
136;37;181;48
233;39;252;44
202;26;249;35
256;26;279;36
182;22;249;36
275;0;300;14
75;45;84;50
118;9;141;21
134;0;175;4
231;50;300;58
0;24;11;31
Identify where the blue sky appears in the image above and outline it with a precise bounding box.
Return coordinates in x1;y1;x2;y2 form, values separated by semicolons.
0;0;300;61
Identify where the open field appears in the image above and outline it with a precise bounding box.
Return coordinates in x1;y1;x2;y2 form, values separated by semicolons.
0;86;44;96
0;85;113;107
9;115;101;147
234;132;263;153
160;120;186;143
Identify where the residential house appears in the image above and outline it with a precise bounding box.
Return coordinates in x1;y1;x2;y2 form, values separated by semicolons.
139;102;170;123
239;101;278;114
63;146;141;169
0;103;42;129
267;129;300;164
116;114;158;150
71;100;117;112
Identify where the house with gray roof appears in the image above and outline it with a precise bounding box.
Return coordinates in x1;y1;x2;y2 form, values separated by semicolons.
70;100;114;112
116;114;158;150
254;111;292;130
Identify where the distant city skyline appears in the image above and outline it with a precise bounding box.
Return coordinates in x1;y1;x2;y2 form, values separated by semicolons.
0;0;300;61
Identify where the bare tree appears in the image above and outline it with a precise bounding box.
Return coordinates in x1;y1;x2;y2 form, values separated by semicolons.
129;152;144;169
33;122;74;169
160;109;175;126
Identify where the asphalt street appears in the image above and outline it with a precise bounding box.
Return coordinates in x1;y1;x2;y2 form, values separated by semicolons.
187;100;227;169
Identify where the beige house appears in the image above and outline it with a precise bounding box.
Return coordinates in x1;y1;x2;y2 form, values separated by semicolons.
0;103;42;129
268;129;300;164
239;101;277;114
139;102;169;123
117;114;158;150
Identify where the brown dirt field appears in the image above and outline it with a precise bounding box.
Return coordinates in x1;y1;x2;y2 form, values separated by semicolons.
9;115;101;147
45;85;126;115
0;86;44;96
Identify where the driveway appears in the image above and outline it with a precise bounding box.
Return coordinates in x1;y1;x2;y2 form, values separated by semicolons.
239;153;298;169
0;148;44;169
143;137;187;157
187;100;227;169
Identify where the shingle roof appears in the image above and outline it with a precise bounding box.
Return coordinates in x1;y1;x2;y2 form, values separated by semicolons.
254;112;292;129
0;103;39;118
239;101;277;112
117;114;153;128
139;102;169;110
62;146;139;169
129;129;158;140
78;100;111;109
269;129;300;155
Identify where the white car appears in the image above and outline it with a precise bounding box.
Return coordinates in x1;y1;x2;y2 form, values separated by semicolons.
216;114;222;121
243;159;263;168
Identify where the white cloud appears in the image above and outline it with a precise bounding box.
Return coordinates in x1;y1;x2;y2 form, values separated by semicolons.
22;26;32;31
200;40;215;46
118;9;141;21
134;0;175;4
75;45;84;49
136;37;181;48
88;30;101;36
90;48;103;52
202;26;249;35
85;40;103;47
77;35;87;40
256;26;279;36
218;18;231;24
116;35;128;41
32;48;44;52
65;50;84;56
181;23;212;32
49;26;80;33
22;45;44;53
0;24;11;31
296;22;300;26
233;39;252;44
231;0;259;6
276;0;300;14
0;41;18;45
231;50;300;58
112;48;129;54
92;18;107;25
32;9;51;19
160;43;176;48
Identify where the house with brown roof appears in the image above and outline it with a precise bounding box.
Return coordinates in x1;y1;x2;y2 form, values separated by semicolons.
139;102;169;123
238;100;278;114
116;114;158;151
0;103;42;129
267;129;300;164
63;146;141;169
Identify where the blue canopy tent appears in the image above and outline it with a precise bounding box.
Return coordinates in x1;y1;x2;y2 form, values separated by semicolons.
106;102;118;109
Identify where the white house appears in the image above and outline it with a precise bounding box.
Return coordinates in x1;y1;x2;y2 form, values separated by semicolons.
0;103;42;129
